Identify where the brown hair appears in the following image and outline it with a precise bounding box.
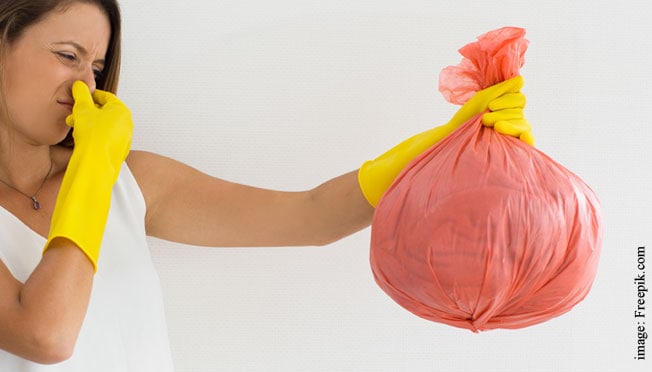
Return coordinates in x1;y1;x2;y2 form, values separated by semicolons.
0;0;122;146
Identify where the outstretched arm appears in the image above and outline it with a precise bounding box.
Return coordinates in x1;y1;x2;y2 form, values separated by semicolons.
129;151;374;247
133;77;531;248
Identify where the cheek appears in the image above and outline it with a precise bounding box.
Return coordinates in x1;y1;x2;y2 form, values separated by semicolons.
4;75;46;123
4;58;69;114
3;69;71;142
7;49;72;89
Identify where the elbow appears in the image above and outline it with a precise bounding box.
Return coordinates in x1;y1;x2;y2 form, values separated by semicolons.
24;326;77;364
38;344;74;365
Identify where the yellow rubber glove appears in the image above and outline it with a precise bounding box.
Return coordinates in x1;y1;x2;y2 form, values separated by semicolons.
358;75;533;207
44;81;133;272
483;91;534;145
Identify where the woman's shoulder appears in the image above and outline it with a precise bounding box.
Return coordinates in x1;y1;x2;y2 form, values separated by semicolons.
53;147;166;182
125;150;182;179
125;150;166;189
125;149;161;168
125;150;197;213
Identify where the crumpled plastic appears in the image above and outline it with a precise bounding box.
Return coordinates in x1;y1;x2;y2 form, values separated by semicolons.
439;27;528;105
369;27;602;332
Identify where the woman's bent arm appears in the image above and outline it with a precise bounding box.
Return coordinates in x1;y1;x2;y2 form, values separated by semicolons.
0;239;93;364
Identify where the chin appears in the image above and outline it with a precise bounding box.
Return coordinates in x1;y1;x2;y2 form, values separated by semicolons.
55;129;74;147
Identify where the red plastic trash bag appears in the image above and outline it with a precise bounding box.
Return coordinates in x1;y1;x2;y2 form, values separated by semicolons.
370;27;602;332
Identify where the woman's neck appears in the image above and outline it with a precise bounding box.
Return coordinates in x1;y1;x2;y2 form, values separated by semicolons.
0;141;56;191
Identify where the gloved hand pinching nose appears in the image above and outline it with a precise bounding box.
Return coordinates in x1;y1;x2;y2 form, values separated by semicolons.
45;81;133;272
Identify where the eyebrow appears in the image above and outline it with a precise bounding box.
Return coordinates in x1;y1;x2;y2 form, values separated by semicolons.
53;41;106;66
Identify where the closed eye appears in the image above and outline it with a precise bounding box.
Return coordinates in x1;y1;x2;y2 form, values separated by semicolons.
56;51;77;61
56;51;103;82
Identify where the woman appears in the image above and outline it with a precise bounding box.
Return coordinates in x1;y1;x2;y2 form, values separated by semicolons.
0;0;531;369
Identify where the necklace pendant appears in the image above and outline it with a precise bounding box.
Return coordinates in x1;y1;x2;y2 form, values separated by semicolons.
31;196;40;210
0;159;52;211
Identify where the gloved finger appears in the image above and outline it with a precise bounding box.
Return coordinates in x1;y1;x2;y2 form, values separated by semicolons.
71;81;95;109
65;114;74;127
482;108;524;127
450;76;525;126
520;131;535;146
488;92;526;111
493;119;532;137
92;89;120;107
67;81;94;128
474;75;524;104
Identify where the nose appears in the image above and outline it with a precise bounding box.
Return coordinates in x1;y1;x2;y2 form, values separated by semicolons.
79;65;97;93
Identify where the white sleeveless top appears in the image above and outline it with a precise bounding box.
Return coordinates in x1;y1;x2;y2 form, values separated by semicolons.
0;165;175;371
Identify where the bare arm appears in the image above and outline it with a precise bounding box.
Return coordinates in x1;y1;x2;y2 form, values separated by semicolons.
0;238;94;364
127;150;374;247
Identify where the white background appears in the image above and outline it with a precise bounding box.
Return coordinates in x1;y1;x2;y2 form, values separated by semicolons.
117;0;650;371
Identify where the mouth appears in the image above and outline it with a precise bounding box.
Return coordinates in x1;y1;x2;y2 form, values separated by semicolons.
57;100;74;109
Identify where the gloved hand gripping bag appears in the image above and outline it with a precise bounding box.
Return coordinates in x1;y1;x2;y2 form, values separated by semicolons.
369;27;602;332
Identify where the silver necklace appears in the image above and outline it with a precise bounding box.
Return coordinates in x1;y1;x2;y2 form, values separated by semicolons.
0;160;54;210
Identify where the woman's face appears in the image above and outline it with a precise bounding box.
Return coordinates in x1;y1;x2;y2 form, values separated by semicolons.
1;2;110;146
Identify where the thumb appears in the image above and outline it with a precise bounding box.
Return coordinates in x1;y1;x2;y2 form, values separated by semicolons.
66;81;94;127
471;75;525;109
480;75;524;99
71;81;95;108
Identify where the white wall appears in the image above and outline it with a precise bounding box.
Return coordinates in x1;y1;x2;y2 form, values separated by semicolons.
118;0;651;371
